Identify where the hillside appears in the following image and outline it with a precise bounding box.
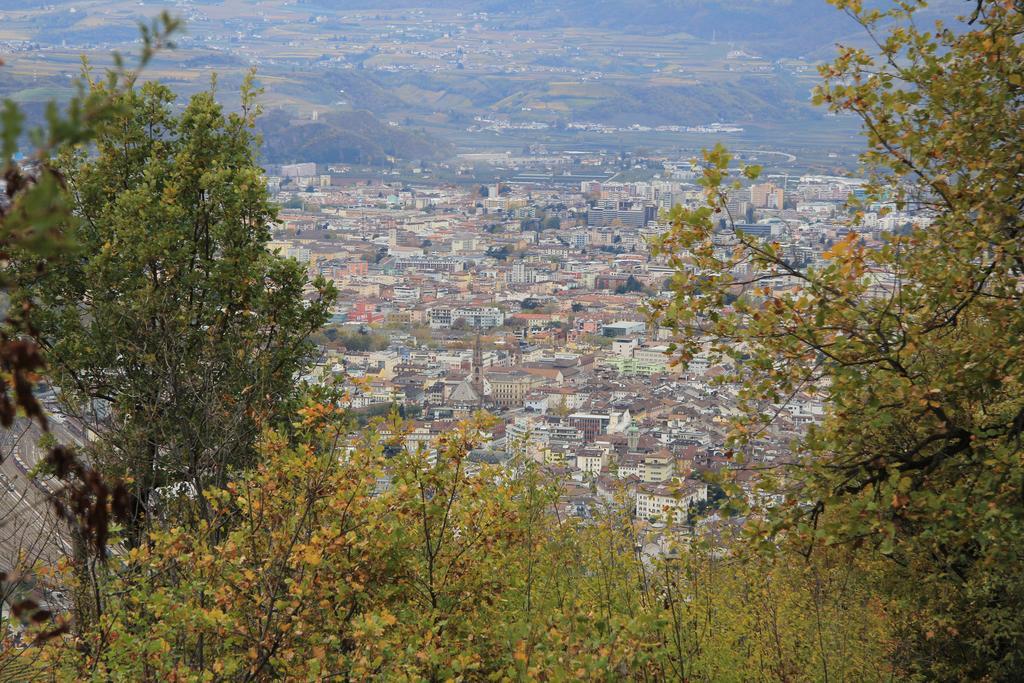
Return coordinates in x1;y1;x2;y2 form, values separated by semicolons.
257;109;454;164
299;0;961;56
0;0;963;159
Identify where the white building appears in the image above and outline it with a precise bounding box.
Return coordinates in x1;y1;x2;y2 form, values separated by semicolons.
428;306;505;330
635;482;709;524
510;261;536;285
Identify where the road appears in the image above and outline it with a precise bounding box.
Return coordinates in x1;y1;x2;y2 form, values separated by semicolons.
733;148;798;164
0;420;76;573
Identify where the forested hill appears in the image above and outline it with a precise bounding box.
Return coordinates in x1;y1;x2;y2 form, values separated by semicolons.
257;109;454;165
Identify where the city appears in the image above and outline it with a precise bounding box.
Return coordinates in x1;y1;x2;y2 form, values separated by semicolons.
257;155;921;545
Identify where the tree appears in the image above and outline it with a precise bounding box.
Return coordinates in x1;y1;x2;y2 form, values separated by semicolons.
520;298;541;311
552;395;571;417
44;411;893;681
0;15;184;651
615;275;644;294
317;326;389;353
22;76;334;535
485;245;510;260
18;4;1024;679
650;1;1024;677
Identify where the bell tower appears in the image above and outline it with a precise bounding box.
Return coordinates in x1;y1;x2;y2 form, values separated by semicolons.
472;327;484;410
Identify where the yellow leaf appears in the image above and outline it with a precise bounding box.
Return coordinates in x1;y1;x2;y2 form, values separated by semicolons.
304;547;322;566
822;231;858;260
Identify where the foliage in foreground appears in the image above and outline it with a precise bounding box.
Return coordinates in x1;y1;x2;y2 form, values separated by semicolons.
0;17;181;655
43;413;892;681
16;75;334;538
650;0;1024;678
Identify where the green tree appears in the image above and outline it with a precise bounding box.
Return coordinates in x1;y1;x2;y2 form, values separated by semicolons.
485;245;511;260
22;76;334;534
551;395;571;417
314;325;389;353
650;1;1024;677
0;14;182;656
615;275;644;294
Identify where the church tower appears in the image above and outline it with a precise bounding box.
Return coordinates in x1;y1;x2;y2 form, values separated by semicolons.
627;423;640;451
472;328;484;410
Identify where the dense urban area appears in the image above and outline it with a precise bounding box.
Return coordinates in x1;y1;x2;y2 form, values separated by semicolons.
259;160;891;537
8;153;894;558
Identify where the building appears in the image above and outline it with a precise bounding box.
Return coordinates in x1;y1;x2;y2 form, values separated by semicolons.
348;302;384;324
725;194;750;220
750;182;785;210
392;286;421;305
428;306;506;330
576;448;609;474
610;339;638;359
635;482;709;524
510;261;536;285
602;354;671;376
586;206;656;228
281;162;318;178
602;321;647;338
567;410;631;442
392;256;465;274
733;223;774;239
639;451;674;484
484;370;539;408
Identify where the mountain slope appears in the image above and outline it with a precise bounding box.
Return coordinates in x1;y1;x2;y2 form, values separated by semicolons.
257;109;454;164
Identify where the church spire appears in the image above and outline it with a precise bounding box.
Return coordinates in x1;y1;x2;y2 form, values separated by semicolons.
472;326;484;410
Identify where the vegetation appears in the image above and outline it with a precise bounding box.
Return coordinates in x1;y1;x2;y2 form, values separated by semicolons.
485;245;511;260
14;75;334;540
650;0;1024;678
614;275;646;295
257;108;452;165
520;298;542;310
44;413;892;681
0;10;183;649
316;326;390;352
541;215;560;231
